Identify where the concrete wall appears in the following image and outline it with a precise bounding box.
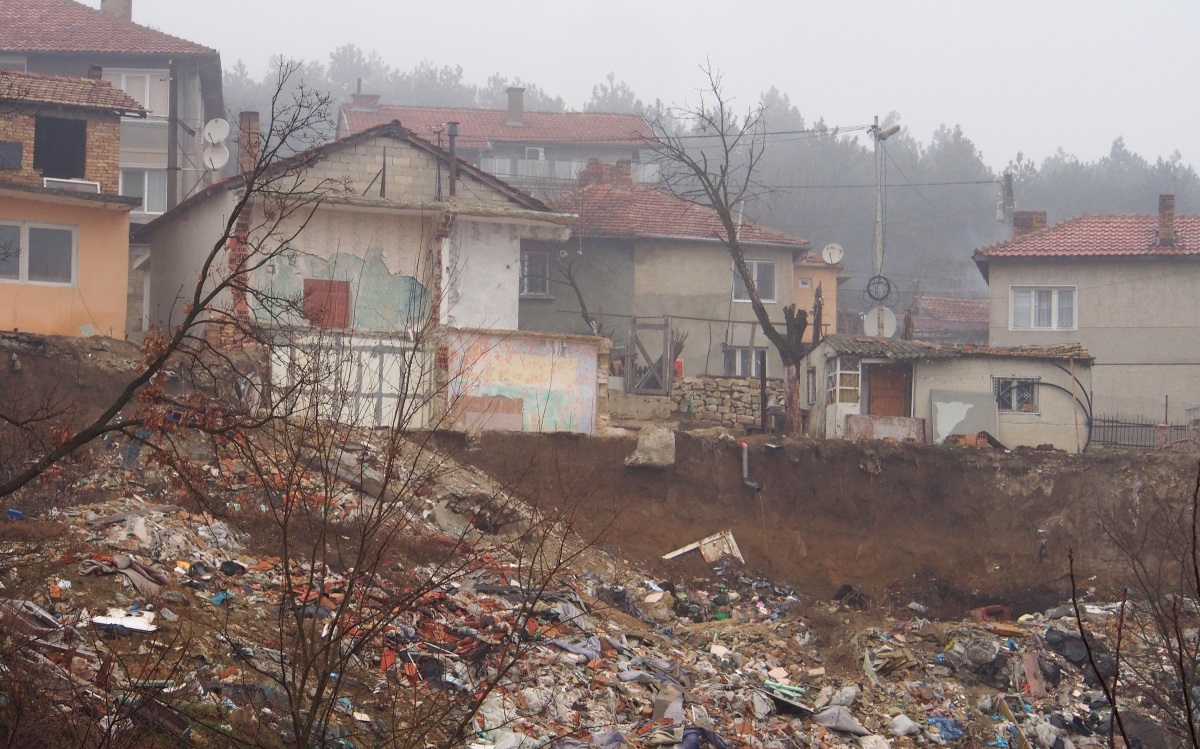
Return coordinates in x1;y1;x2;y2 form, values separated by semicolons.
445;328;603;433
634;238;795;378
147;190;236;330
0;195;130;336
913;356;1091;452
518;237;635;344
987;256;1200;420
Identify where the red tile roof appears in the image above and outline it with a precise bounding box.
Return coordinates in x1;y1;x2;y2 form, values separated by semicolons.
975;213;1200;259
547;183;808;247
341;104;653;149
0;69;144;114
914;295;988;324
0;0;215;55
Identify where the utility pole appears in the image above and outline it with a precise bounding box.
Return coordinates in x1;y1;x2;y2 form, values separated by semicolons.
871;115;900;336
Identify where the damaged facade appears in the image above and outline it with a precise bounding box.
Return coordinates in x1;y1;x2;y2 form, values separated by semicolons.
139;120;607;434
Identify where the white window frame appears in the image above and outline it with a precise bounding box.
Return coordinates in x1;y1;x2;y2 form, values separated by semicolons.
0;221;78;287
108;68;169;119
825;355;860;405
724;346;768;378
732;260;777;303
993;376;1040;414
1009;285;1076;331
520;249;552;298
119;168;168;215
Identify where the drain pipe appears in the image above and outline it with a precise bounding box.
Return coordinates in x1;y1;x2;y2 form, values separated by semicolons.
737;439;761;492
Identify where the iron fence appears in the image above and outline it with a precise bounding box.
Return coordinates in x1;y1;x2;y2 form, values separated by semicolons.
1091;414;1194;449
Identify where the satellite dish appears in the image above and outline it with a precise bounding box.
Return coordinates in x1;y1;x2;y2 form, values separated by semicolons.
202;143;230;171
821;243;844;265
863;306;897;338
202;118;230;145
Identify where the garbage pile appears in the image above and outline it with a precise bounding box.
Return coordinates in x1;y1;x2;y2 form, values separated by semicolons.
0;440;1187;749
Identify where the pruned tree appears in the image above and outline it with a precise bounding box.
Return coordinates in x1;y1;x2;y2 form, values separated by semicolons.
648;65;808;431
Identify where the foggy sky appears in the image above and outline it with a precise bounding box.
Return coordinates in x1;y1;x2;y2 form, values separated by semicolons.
94;0;1197;170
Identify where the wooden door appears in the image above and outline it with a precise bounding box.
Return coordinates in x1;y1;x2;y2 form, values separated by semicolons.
867;364;910;417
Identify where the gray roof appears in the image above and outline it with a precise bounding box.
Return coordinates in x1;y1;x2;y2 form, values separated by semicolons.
819;334;1091;362
821;335;959;360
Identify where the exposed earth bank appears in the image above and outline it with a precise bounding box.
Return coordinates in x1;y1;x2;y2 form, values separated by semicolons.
455;430;1199;617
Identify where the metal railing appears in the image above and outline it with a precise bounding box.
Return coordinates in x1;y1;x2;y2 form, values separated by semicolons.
1091;414;1194;449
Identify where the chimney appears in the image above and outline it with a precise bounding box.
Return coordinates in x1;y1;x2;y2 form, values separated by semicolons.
1013;210;1047;239
578;157;604;187
238;111;260;175
612;159;633;190
87;64;103;81
506;87;525;127
99;0;132;22
1158;194;1176;246
349;92;380;111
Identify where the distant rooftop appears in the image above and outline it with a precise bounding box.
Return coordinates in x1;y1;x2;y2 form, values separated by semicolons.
341;101;653;150
914;295;988;324
545;159;807;248
820;334;1090;362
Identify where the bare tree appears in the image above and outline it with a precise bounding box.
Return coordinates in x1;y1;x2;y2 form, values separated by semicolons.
648;66;809;431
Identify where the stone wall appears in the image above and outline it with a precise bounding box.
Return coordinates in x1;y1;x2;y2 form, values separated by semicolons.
671;375;785;427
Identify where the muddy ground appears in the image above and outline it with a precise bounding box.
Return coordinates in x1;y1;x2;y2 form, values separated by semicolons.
450;430;1199;617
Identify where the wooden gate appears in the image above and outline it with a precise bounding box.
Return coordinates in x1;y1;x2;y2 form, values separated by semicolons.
626;316;674;395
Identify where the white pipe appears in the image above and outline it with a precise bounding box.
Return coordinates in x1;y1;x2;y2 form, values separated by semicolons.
737;439;761;492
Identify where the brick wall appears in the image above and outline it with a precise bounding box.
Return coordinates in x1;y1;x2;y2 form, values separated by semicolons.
85;116;120;194
0;109;121;193
0;112;42;188
671;375;786;427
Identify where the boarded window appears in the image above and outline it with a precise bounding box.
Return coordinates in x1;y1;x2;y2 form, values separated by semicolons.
0;141;21;170
33;116;86;180
303;279;351;329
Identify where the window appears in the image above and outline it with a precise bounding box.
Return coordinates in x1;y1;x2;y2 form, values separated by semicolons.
121;169;168;214
0;222;76;285
106;70;170;117
994;377;1039;413
303;279;351;328
1011;286;1075;330
520;250;551;297
805;366;817;405
0;56;27;72
33;116;86;180
0;141;20;170
733;260;776;303
724;346;767;378
797;277;813;289
825;356;860;405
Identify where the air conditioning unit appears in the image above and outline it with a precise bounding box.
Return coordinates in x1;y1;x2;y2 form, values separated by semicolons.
525;147;545;161
43;178;100;193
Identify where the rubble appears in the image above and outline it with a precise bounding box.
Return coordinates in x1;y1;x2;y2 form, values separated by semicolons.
0;432;1188;749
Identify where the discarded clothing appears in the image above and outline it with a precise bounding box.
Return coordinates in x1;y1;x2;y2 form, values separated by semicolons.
79;554;169;598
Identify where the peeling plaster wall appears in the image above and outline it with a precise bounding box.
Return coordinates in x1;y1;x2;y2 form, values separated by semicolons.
446;329;602;433
257;207;436;333
444;219;570;331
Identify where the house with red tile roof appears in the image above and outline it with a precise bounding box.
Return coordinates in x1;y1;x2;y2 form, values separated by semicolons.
0;0;223;223
974;197;1200;424
518;158;810;381
911;294;989;344
0;69;142;337
338;88;655;198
